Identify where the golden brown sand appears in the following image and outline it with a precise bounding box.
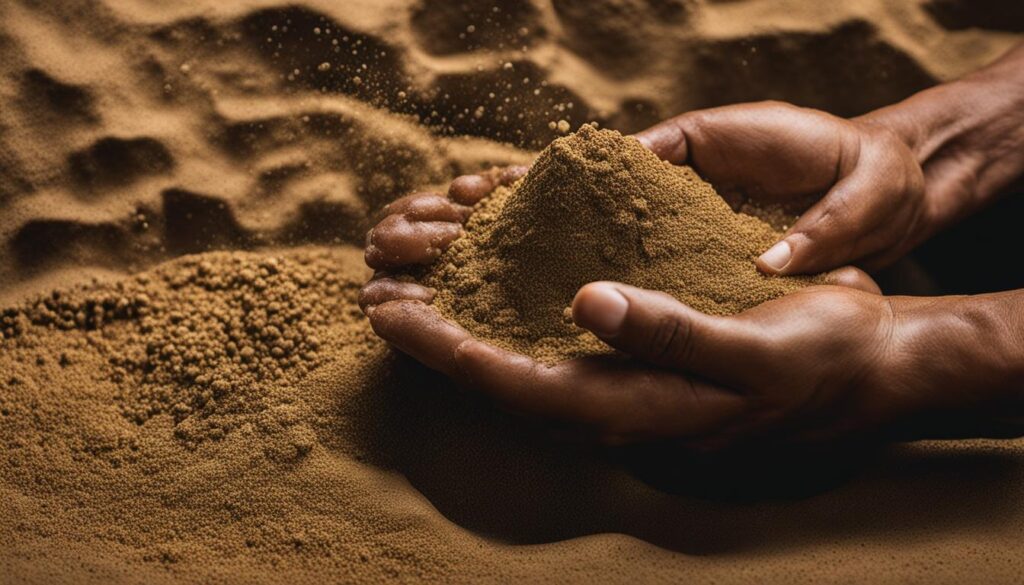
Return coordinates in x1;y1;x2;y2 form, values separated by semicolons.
2;0;1024;583
426;125;819;362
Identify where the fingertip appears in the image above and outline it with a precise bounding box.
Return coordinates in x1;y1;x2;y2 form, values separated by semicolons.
391;192;468;223
368;299;471;378
572;282;629;337
453;339;556;414
359;277;436;311
756;239;793;275
449;174;494;205
365;299;410;340
364;244;383;270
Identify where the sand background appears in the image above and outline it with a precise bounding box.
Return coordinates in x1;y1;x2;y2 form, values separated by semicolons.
1;0;1023;582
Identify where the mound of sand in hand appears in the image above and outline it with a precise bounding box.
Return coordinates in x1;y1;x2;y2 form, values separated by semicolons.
426;125;820;362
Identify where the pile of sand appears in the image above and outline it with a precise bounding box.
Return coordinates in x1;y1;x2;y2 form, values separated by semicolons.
426;125;817;362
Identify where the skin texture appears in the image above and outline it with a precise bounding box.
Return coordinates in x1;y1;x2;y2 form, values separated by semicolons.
360;43;1024;451
636;102;927;275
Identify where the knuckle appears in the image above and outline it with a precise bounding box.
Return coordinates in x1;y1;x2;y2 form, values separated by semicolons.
499;165;529;185
647;313;693;365
357;286;374;309
680;110;711;137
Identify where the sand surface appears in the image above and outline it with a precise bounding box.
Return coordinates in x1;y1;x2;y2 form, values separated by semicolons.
1;0;1023;582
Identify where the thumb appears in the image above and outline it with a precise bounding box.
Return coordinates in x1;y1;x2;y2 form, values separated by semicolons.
571;282;758;384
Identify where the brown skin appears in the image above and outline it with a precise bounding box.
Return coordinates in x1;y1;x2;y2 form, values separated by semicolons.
360;43;1024;450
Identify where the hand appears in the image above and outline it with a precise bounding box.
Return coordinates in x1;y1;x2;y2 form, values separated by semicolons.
635;102;927;275
862;43;1024;236
360;166;897;450
360;48;1024;452
360;164;1022;452
363;166;528;271
364;280;935;450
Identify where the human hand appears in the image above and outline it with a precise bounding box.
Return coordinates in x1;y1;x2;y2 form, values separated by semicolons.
360;167;1023;451
361;47;1024;451
363;166;529;272
360;165;897;450
635;102;927;276
363;281;934;450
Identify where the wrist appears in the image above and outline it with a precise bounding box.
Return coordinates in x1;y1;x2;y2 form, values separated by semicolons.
860;45;1024;233
887;292;1024;437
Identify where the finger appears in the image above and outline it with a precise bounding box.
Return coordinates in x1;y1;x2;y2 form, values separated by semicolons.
367;300;472;379
636;103;849;204
633;117;689;164
757;181;877;276
384;192;471;222
359;277;436;312
448;164;530;206
455;341;746;442
364;214;463;270
571;282;759;385
497;165;529;185
448;174;496;205
755;172;872;276
824;266;881;294
757;131;923;276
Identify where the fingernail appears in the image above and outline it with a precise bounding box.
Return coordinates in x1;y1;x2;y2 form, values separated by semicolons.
574;283;628;336
758;240;792;274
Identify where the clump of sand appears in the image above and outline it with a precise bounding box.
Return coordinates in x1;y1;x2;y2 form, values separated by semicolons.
1;247;372;456
425;125;819;362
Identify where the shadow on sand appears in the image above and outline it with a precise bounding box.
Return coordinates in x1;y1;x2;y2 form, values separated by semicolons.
345;355;1019;556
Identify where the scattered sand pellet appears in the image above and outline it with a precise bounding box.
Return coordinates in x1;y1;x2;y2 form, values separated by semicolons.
1;248;370;448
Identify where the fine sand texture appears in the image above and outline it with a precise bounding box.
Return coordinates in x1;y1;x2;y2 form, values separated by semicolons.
1;0;1023;583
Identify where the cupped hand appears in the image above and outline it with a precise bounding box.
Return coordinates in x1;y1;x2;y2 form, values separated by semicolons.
359;146;899;452
635;101;927;275
364;282;928;450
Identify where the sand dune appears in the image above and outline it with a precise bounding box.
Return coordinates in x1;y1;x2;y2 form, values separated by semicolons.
1;0;1023;582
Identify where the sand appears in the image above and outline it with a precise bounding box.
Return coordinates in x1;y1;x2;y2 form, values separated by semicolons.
1;0;1024;583
426;125;819;362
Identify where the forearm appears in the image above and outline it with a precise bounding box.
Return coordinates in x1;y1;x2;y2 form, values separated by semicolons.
890;290;1024;438
861;42;1024;235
